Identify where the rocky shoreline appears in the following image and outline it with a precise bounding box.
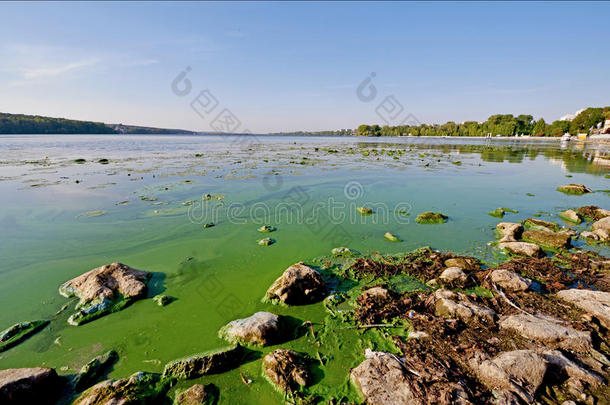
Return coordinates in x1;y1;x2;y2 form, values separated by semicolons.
1;193;609;404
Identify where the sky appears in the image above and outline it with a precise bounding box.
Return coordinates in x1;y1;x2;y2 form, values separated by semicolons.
0;1;609;133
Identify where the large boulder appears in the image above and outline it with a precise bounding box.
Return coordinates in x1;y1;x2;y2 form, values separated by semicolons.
0;367;62;404
490;269;531;292
431;289;496;324
522;229;571;249
163;345;245;379
556;289;610;328
262;349;311;396
350;351;420;405
218;311;281;346
73;371;169;405
469;350;547;404
499;314;592;352
59;262;151;325
265;262;326;305
498;241;544;258
175;384;218;405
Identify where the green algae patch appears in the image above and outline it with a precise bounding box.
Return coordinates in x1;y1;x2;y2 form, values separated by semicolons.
415;211;447;224
331;247;359;257
74;158;87;164
0;320;49;352
97;159;109;164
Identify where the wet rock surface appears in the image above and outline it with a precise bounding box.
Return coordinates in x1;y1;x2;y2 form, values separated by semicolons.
556;184;592;195
498;241;545;257
265;262;326;305
0;367;62;404
174;383;218;405
262;349;311;398
219;311;281;346
522;228;571;249
162;345;245;379
556;289;610;328
73;371;169;405
59;262;151;325
74;350;119;392
0;320;49;352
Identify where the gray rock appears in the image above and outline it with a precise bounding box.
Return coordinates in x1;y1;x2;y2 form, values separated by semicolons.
162;345;245;379
470;350;547;404
490;269;531;291
0;367;61;404
559;209;581;224
541;350;603;387
439;267;468;284
496;222;523;239
350;351;420;405
591;216;610;233
556;289;610;328
431;289;496;324
498;241;544;258
219;311;280;346
499;314;592;352
265;262;326;305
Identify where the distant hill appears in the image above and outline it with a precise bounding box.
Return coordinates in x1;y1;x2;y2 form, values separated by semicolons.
0;112;198;134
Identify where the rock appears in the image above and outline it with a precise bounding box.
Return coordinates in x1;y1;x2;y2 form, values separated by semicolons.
357;206;373;215
524;218;560;232
262;349;311;395
219;311;281;346
499;314;592;352
153;294;172;306
350;351;419;405
431;289;496;324
487;208;505;218
470;350;547;403
496;222;523;240
162;345;245;379
74;350;119;392
415;211;447;224
592;216;610;232
444;257;478;271
331;247;358;257
580;231;600;241
257;225;276;233
59;262;151;326
541;350;603;387
0;367;62;404
556;289;610;328
556;184;592;195
490;269;531;291
73;371;169;405
257;237;275;246
265;262;326;305
175;383;218;405
559;209;581;224
522;229;571;249
0;320;49;353
360;287;389;301
384;232;401;242
203;222;215;228
593;228;610;241
498;241;545;258
439;267;467;284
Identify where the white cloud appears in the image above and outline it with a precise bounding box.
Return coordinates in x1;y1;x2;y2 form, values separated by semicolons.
22;58;100;79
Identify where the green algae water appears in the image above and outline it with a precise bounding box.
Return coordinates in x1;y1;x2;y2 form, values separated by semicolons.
0;134;609;403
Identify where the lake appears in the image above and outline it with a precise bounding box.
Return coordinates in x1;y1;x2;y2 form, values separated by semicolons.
0;134;608;403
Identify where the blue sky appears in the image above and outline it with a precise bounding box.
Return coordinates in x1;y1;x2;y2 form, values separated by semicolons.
0;1;608;132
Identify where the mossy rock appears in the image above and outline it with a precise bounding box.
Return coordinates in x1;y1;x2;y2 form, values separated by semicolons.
73;371;171;405
331;247;358;257
523;218;560;232
559;209;581;224
162;345;246;379
97;159;109;164
153;295;173;307
357;207;373;216
522;229;571;250
258;238;275;246
74;350;119;392
556;184;591;195
257;225;276;233
0;320;49;352
384;232;401;242
415;211;448;224
203;223;215;228
74;158;86;164
487;208;505;218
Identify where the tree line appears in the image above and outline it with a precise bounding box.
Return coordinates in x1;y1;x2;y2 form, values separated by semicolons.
0;113;115;134
357;107;610;137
